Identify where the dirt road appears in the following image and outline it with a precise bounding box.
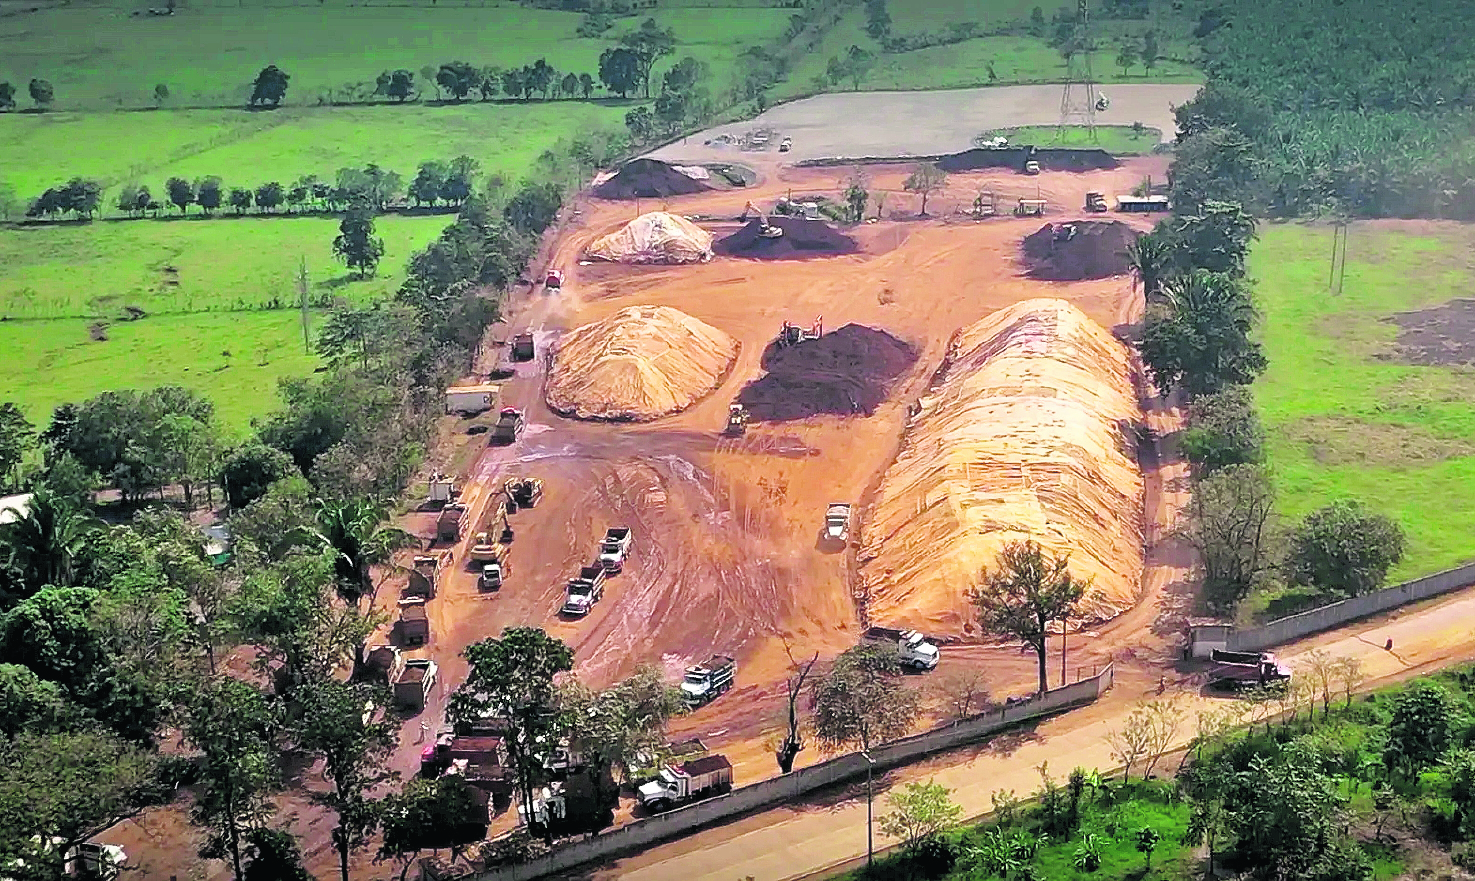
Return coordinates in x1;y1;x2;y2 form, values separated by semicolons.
647;84;1202;165
586;583;1475;881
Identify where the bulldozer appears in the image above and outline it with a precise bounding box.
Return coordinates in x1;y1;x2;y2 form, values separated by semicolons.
741;201;784;239
724;403;748;436
776;317;823;348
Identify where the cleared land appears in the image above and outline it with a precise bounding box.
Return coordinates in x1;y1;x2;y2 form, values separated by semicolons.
1253;221;1475;580
648;83;1200;164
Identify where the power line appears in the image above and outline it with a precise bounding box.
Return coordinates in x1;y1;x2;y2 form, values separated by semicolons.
1058;0;1099;141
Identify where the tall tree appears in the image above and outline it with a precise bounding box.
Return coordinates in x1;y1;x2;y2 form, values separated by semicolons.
378;777;484;881
1140;269;1267;397
1287;500;1405;598
0;402;35;490
309;496;416;607
1220;742;1357;879
0;489;96;599
578;72;595;99
559;665;686;820
196;176;224;215
435;61;480;102
409;160;448;207
254;181;284;213
1126;228;1174;304
1168;201;1258;278
1141;29;1160;74
560;72;579;100
619;17;676;97
973;540;1086;695
249;65;290;107
1383;680;1454;775
447;628;574;836
598;46;643;98
1185;463;1277;612
0;81;15;111
1179;386;1265;473
220;442;295;510
28;78;53;109
167;176;195;214
332;199;385;277
228;187;254;214
903;164;948;217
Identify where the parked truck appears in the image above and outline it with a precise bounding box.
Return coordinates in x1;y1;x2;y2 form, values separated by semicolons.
491;408;525;445
681;655;736;709
561;566;608;616
1208;649;1292;690
863;626;941;671
597;527;633;573
405;552;448;600
399;598;429;646
511;333;535;362
428;474;458;505
437;504;468;543
823;503;851;545
393;658;438;710
637;754;733;811
1084;191;1108;212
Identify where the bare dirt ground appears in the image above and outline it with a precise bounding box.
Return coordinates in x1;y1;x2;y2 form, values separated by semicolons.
647;84;1202;165
97;157;1192;880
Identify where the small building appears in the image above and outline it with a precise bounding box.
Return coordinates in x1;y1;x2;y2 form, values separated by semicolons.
444;384;500;415
1187;618;1234;659
1116;194;1171;213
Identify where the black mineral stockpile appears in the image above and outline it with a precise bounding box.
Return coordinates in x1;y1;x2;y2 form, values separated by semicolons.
936;147;1119;173
738;324;916;421
714;216;859;259
593;159;711;200
1021;220;1138;281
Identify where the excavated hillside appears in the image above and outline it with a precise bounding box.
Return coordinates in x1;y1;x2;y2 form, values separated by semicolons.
859;298;1144;636
546;306;739;421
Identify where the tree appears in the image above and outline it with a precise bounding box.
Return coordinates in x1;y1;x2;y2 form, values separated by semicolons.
219;442;294;510
167;176;195;214
934;667;989;721
309;496;416;607
1107;707;1153;780
523;59;556;100
1116;39;1138;76
333;199;385;277
249;64;290;107
1221;742;1350;879
0;489;96;599
1184;464;1277;612
475;66;501;101
827;44;874;91
1169;128;1259;216
1287;500;1405;599
903;164;948;217
28;78;53;109
1141;30;1160;74
58;177;102;219
241;827;312;881
229;187;254;214
1384;680;1454;775
0;663;72;736
0;81;15;111
1140;269;1267;397
441;156;478;206
1169;201;1258;278
1179;386;1265;473
503;181;562;235
294;676;396;881
775;648;818;773
878;779;961;853
0;402;34;490
598;46;642;98
560;72;579;100
254;181;284;213
196;176;224;215
559;666;685;822
436;61;479;102
624;105;656;143
377;68;416;102
973;540;1086;695
1135;827;1159;870
579;72;595;99
153;82;170;106
447;628;574;835
845;182;869;224
183;677;282;881
378;777;484;881
409;160;448;207
620;17;677;97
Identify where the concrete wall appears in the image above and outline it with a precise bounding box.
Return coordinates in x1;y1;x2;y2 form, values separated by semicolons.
445;665;1115;881
1226;562;1475;653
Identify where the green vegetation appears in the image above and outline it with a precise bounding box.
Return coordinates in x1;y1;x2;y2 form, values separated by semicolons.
1252;223;1475;580
976;124;1162;155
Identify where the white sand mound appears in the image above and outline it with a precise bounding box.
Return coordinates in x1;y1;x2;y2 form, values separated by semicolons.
587;212;714;264
547;306;739;421
859;298;1144;636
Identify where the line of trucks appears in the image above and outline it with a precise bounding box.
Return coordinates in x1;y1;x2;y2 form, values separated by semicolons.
560;527;632;616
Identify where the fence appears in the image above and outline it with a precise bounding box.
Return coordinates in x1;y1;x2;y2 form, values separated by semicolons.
443;665;1114;881
1225;561;1475;653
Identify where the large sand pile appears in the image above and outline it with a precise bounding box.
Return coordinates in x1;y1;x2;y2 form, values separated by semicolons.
587;212;714;264
546;306;739;421
859;299;1144;636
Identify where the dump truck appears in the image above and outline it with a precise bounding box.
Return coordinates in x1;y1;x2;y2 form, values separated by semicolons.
724;403;748;436
681;655;736;709
637;754;733;811
504;477;544;510
823;503;851;545
1208;649;1292;690
436;504;468;543
393;658;438;710
491;408;525;445
597;527;633;573
428;474;457;505
405;552;449;599
477;562;503;591
399;598;429;645
778;136;792;153
511;332;535;362
629;738;708;786
561;566;608;616
863;626;941;671
1084;191;1108;212
1023;159;1041;175
445;384;499;415
545;269;565;289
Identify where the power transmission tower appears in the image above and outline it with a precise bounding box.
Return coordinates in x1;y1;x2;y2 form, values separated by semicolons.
297;257;311;354
1058;0;1099;141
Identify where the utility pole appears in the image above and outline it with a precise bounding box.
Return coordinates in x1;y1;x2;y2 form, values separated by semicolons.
297;257;311;354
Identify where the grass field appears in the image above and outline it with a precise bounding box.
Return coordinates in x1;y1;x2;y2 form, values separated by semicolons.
978;124;1164;154
1253;221;1475;581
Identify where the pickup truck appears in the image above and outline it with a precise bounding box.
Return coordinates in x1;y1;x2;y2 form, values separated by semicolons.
561;565;607;616
598;527;633;573
1209;649;1292;690
491;408;525;445
862;626;940;671
638;755;733;811
823;503;850;545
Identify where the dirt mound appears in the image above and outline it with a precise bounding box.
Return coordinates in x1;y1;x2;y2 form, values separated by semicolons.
714;216;859;260
1021;221;1138;281
936;147;1120;173
1382;299;1475;366
547;306;739;421
587;212;714;264
593;159;712;200
859;299;1144;636
737;324;916;421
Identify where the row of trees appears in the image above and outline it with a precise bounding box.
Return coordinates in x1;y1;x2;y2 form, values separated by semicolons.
0;78;54;111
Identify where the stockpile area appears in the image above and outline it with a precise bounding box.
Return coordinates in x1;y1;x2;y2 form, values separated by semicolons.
859;299;1144;635
1021;221;1138;281
592;159;713;200
714;217;858;259
546;305;739;421
586;212;715;264
737;324;916;421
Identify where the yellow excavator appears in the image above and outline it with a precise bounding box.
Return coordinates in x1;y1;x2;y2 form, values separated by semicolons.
741;200;784;239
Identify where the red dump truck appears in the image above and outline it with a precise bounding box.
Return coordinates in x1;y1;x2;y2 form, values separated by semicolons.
1209;649;1292;689
637;754;733;811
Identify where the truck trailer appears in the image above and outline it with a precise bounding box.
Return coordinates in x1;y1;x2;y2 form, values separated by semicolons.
444;384;498;415
637;754;733;811
1208;649;1292;690
862;626;941;671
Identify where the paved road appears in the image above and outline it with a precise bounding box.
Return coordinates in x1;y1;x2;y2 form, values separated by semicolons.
588;583;1475;881
647;83;1201;166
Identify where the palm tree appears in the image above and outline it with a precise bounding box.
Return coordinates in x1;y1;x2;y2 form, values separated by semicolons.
0;489;97;600
1127;230;1174;305
309;498;417;607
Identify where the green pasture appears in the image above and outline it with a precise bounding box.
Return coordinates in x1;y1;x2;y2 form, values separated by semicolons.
977;124;1164;154
0;213;447;320
1252;222;1475;579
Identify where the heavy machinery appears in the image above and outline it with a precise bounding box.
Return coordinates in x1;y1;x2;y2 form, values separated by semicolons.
741;200;784;239
823;503;851;545
1053;222;1079;242
1084;191;1108;213
862;626;941;671
776;317;823;348
1208;650;1292;690
511;332;535;362
469;532;506;564
972;190;998;218
545;268;565;289
1096;92;1110;111
491;407;525;445
1023;159;1041;175
637;755;733;811
724;402;748;436
504;476;543;510
1015;198;1047;217
681;655;737;708
778;136;793;153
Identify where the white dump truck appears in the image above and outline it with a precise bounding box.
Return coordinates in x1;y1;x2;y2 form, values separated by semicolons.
637;754;733;811
561;566;607;616
597;527;632;573
862;626;940;671
681;655;736;709
823;503;850;545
